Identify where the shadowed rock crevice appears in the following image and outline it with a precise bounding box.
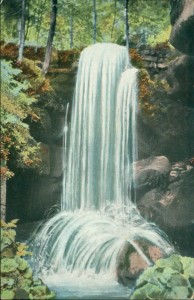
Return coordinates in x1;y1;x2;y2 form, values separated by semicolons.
170;0;194;55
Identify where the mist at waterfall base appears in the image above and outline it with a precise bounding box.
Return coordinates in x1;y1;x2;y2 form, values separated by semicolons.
33;43;173;299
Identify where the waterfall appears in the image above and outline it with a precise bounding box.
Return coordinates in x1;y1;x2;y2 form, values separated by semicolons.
33;43;173;281
63;43;132;210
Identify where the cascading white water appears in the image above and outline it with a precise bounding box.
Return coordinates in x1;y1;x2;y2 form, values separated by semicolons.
114;68;138;205
33;43;173;285
63;43;132;210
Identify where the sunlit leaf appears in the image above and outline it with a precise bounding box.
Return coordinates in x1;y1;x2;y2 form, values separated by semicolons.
1;258;18;274
1;290;15;300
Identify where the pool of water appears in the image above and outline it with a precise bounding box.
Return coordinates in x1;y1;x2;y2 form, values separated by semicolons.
44;273;131;299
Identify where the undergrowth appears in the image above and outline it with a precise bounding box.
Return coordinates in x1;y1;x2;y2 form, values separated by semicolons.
0;219;56;300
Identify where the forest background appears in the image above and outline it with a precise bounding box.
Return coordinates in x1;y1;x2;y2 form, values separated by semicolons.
0;0;171;212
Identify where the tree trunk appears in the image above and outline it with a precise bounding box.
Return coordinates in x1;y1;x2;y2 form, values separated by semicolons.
1;177;6;221
42;0;57;75
125;0;129;51
93;0;97;44
25;0;30;40
70;14;73;49
18;0;26;63
35;0;47;52
111;0;117;39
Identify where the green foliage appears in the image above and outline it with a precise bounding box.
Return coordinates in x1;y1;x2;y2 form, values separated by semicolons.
29;286;56;299
138;68;157;117
127;0;170;47
0;60;41;178
16;257;29;271
1;0;170;50
20;58;46;91
0;220;56;300
1;220;18;254
1;290;15;300
130;254;194;300
1;258;19;274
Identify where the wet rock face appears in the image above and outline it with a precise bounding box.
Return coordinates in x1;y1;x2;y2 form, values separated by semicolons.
136;163;194;228
132;156;171;200
166;55;194;106
116;240;164;286
170;0;194;55
170;0;186;25
134;157;194;257
137;97;194;162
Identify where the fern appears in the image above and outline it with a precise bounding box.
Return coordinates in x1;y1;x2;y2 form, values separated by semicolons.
0;60;41;178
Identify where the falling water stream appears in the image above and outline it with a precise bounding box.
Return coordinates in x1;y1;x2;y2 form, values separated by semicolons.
33;43;173;299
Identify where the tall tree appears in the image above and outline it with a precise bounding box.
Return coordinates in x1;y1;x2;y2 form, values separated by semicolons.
125;0;129;51
18;0;26;62
69;14;73;49
35;0;47;51
111;0;117;39
42;0;57;75
1;0;170;50
93;0;97;43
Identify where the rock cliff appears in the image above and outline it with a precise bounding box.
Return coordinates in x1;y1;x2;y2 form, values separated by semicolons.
170;0;194;55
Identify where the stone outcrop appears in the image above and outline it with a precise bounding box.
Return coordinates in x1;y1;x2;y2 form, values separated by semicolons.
137;101;194;161
170;0;194;55
133;156;194;257
116;240;165;286
136;29;194;162
137;45;179;77
132;156;171;200
135;0;194;262
166;55;194;106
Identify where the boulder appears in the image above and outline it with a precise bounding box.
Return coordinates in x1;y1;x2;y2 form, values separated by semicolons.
159;168;194;228
116;240;165;286
132;156;171;201
137;167;194;256
170;0;194;55
137;167;194;227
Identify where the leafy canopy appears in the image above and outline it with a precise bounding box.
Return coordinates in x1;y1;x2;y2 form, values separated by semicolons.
1;0;171;49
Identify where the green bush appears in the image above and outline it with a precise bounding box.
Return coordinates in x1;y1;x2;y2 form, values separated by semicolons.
0;219;55;300
130;254;194;299
1;59;42;179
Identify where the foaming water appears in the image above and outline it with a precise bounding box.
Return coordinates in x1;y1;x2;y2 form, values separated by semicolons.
33;43;173;298
34;207;172;276
44;272;130;299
